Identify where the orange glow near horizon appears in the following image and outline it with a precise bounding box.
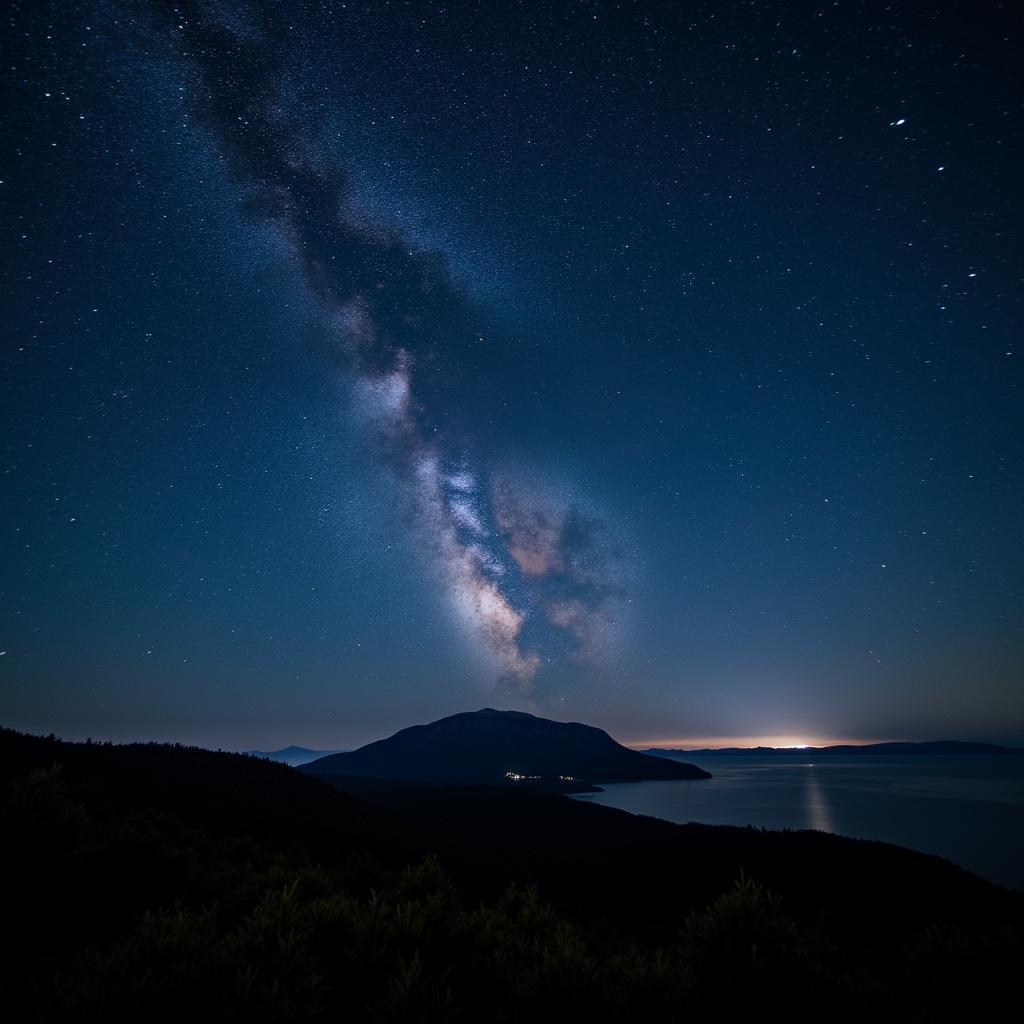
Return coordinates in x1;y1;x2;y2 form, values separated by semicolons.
625;734;881;750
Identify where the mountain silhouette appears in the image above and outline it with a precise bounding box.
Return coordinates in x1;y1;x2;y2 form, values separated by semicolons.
245;745;344;766
302;708;711;784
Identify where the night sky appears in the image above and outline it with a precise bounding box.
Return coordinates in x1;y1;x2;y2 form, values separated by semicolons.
2;1;1021;750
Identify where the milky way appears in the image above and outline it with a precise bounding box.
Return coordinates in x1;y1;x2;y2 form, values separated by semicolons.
154;0;620;689
5;0;1023;748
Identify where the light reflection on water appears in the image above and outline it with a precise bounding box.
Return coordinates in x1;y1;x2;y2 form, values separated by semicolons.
573;755;1024;889
803;764;832;833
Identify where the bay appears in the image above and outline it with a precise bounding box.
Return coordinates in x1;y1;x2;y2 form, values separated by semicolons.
572;755;1024;889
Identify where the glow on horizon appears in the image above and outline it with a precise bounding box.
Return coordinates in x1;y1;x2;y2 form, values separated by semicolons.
625;734;879;750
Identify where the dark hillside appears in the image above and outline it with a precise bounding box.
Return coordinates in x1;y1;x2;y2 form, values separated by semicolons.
0;727;387;856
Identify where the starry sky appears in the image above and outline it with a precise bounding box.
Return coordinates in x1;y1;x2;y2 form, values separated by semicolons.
2;1;1022;750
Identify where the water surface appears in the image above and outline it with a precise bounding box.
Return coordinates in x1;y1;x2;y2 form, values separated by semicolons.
572;755;1024;889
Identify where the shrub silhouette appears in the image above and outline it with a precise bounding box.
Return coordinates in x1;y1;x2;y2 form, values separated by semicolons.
679;873;830;1010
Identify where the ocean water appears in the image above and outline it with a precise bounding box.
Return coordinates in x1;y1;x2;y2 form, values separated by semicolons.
572;755;1024;889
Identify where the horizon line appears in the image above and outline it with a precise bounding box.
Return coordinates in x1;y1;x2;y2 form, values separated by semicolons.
5;722;1022;754
623;734;877;750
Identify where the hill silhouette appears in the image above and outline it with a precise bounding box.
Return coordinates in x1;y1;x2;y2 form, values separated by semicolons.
302;707;711;784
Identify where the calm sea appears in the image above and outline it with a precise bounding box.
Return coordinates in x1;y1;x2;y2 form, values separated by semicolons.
572;755;1024;889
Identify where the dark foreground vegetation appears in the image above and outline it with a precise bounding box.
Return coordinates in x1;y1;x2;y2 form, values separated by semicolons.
1;727;1020;1022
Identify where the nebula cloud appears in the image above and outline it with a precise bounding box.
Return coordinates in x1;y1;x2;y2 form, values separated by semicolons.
153;0;622;691
492;484;620;668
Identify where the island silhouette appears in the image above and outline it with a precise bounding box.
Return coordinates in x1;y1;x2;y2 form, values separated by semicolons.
300;707;711;787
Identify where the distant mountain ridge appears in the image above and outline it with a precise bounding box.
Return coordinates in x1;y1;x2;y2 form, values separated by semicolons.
302;708;711;784
245;745;345;767
644;740;1024;758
